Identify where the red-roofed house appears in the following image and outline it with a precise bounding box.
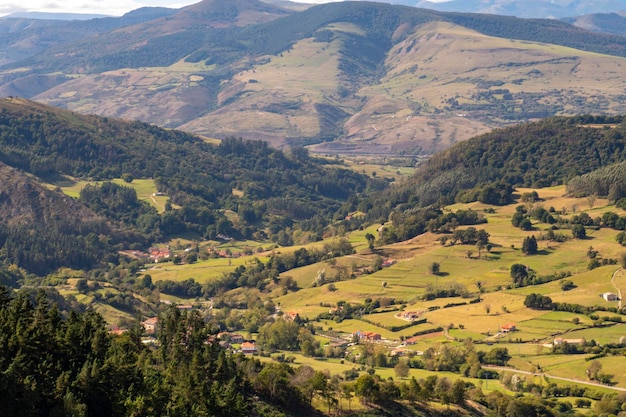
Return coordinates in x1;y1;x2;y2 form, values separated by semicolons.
284;311;299;322
500;323;516;333
241;341;257;354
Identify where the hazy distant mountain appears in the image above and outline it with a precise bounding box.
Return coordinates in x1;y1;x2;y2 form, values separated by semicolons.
1;12;111;20
414;0;626;19
0;7;178;65
2;0;626;155
562;12;626;36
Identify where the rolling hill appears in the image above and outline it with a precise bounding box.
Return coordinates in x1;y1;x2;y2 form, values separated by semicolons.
1;0;626;154
0;97;378;274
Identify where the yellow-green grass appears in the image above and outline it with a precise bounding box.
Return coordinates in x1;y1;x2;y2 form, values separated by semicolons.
146;255;270;284
346;223;381;251
527;354;626;388
92;302;134;325
554;323;626;345
318;318;437;341
537;311;595;326
46;177;173;212
544;266;622;306
342;161;416;183
421;292;542;335
258;351;513;394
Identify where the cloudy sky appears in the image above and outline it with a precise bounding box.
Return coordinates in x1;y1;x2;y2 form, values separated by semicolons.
0;0;448;18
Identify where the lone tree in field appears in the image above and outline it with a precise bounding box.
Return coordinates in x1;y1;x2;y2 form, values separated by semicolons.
572;224;586;239
522;235;538;255
365;233;376;250
429;262;441;275
586;360;602;380
394;361;410;379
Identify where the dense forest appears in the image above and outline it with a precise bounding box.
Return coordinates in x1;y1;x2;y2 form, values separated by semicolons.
0;98;382;274
3;101;626;273
348;115;626;244
2;286;623;417
366;116;626;216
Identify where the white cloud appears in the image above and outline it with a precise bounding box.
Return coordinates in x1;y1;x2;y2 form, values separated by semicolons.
0;0;198;16
0;0;452;18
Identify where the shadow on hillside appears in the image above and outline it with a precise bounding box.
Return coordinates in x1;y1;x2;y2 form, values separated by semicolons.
45;174;78;187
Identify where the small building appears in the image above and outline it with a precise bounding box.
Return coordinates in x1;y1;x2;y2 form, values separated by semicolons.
354;330;381;341
500;323;517;333
142;317;158;334
554;337;586;346
602;292;618;302
230;333;244;344
149;247;171;263
398;311;421;321
391;348;408;356
284;311;299;322
381;259;396;268
241;341;257;354
109;327;128;336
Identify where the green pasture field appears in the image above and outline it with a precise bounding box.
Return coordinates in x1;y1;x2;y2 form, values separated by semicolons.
537;311;595;326
527;354;606;385
421;292;543;335
318;318;438;341
342;160;416;183
555;323;626;345
46;176;173;212
258;351;513;394
145;255;269;283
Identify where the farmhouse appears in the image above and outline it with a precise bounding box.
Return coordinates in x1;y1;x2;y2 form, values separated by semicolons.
354;331;381;341
149;247;171;262
109;326;128;336
398;311;421;321
602;292;618;302
241;341;257;354
284;311;299;322
230;333;245;344
500;323;516;333
142;317;158;334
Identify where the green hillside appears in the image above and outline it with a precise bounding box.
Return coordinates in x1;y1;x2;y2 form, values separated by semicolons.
0;98;378;274
374;116;626;213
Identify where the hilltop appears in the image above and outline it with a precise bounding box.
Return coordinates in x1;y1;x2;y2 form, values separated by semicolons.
1;1;626;153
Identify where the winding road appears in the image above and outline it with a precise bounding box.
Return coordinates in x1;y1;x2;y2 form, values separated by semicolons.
611;267;624;310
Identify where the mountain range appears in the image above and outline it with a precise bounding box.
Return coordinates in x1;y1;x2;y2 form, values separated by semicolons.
413;0;626;19
1;0;626;154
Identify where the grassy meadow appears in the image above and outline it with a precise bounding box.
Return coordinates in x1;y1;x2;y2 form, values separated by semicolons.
65;180;625;391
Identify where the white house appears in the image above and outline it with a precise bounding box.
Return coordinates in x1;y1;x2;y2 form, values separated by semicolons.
602;292;618;302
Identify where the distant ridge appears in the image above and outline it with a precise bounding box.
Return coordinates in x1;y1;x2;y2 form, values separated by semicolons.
0;12;111;20
414;0;626;19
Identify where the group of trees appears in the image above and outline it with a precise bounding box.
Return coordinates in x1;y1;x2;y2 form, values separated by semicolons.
0;287;312;417
366;116;626;226
0;103;381;273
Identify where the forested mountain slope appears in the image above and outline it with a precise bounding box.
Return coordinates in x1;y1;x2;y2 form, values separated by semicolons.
0;98;377;274
1;1;626;153
366;116;626;222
